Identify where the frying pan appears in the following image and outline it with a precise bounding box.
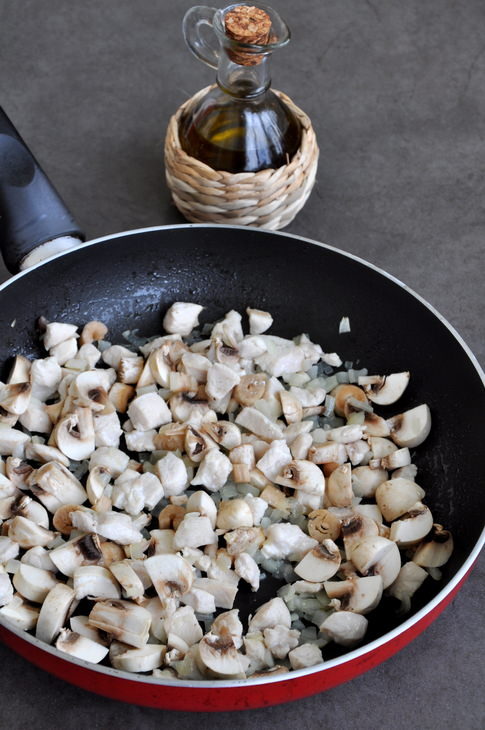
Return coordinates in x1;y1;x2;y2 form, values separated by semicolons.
0;108;484;711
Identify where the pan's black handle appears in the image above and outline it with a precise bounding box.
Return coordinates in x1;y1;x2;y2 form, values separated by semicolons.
0;106;85;274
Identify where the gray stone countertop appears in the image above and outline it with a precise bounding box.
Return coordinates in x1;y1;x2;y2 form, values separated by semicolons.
0;1;483;727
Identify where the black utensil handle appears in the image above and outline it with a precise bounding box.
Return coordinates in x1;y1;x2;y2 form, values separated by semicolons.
0;106;85;274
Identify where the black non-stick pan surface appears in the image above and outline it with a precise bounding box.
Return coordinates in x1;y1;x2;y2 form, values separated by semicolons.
1;223;483;636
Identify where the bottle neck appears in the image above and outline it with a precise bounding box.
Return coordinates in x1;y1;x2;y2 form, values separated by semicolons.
216;52;271;98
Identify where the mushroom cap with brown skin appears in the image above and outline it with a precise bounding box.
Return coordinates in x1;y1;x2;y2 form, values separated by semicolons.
79;320;108;346
331;384;368;417
307;509;341;542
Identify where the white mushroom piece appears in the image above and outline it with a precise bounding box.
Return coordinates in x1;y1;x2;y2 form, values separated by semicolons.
155;451;188;497
389;502;434;546
235;406;284;441
375;478;426;522
263;625;300;659
294;539;341;582
73;565;121;600
412;524;454;567
198;632;245;677
127;392;172;431
341;514;379;559
26;461;87;514
256;439;292;483
0;423;30;457
326;463;353;507
307;509;341;542
234;552;260;591
56;629;109;663
35;583;76;644
173;512;218;550
319;611;368;646
248;597;292;633
261;523;318;561
387;404;432;448
349;536;401;588
324;575;383;614
351;466;389;499
358;372;410;405
0;594;40;630
216;499;253;531
88;599;152;648
163;302;204;337
331;384;369;418
274;459;325;496
246;307;273;335
12;563;58;603
211;310;244;348
387;562;428;613
192;576;239;611
205;363;240;401
0;569;14;608
233;373;267;407
109;561;145;601
110;642;166;673
190;448;232;492
144;554;194;602
6;355;31;385
7;515;56;549
288;643;323;670
0;382;32;417
47;533;100;577
211;610;244;649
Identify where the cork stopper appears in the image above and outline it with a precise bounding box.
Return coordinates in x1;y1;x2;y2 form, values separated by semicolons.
224;5;272;66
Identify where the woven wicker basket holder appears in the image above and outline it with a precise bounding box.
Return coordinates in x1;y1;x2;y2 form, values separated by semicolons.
164;86;319;230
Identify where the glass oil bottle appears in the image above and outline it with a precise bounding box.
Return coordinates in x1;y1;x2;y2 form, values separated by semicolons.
179;3;302;173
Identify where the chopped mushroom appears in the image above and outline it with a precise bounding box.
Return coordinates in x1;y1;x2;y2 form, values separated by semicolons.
198;632;245;676
294;539;341;582
387;562;428;613
319;611;368;646
387;404;432;448
246;308;273;335
412;524;454;567
358;372;410;405
288;643;323;669
324;575;383;614
163;303;204;337
0;305;453;681
248;597;291;632
56;629;109;663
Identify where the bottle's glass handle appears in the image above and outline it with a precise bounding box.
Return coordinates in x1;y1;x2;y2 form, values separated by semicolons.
183;6;220;70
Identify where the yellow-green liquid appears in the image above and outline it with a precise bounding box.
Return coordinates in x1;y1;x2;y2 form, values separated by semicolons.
179;89;302;173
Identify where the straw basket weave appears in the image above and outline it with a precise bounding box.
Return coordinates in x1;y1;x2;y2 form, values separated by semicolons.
164;86;319;230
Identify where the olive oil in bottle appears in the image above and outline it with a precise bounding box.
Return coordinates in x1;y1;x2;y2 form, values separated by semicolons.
179;4;302;174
